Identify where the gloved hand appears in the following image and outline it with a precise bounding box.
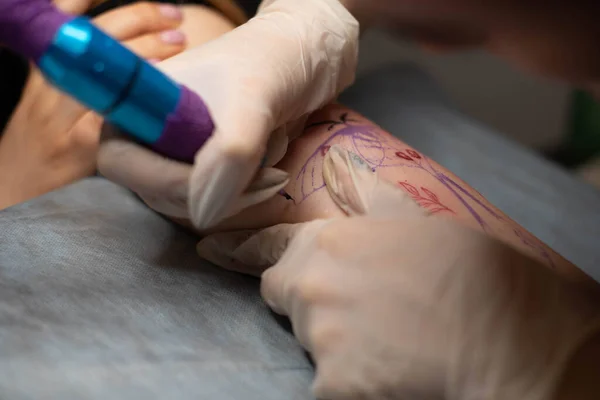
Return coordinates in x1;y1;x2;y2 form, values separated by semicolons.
97;0;359;230
196;145;600;399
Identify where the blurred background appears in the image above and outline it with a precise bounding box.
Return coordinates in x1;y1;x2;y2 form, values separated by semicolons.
357;29;600;189
2;8;599;189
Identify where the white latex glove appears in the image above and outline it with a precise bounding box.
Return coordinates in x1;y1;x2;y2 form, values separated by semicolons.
97;0;359;230
197;145;600;400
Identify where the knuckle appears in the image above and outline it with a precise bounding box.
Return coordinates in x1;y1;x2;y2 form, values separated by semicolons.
308;322;343;355
132;2;157;23
218;138;261;162
127;37;166;59
289;271;329;304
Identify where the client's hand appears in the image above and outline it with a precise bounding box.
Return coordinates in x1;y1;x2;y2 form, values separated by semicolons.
197;144;600;400
0;1;187;209
97;0;359;230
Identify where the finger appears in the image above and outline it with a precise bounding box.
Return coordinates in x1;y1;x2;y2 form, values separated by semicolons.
97;124;191;218
93;2;184;42
227;168;290;219
123;30;186;61
196;222;307;277
54;0;104;15
323;145;425;218
20;67;92;134
260;220;332;315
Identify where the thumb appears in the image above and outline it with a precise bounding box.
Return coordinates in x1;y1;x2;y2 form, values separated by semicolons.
196;223;309;277
323;145;425;218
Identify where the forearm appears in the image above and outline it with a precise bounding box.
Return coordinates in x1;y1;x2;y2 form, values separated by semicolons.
210;104;596;289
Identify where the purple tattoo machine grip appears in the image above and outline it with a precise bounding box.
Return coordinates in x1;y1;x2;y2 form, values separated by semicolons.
0;0;214;163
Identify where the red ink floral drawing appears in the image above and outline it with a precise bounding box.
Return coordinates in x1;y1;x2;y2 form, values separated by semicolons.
406;149;421;159
300;114;556;266
395;151;413;161
398;182;454;215
395;149;422;162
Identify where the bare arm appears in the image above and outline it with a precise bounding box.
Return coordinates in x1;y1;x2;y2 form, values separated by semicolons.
206;104;597;290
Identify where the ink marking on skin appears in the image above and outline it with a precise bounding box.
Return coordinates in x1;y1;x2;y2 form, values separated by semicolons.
350;151;367;168
296;112;557;268
406;149;422;159
512;226;554;267
298;116;419;203
398;181;454;215
279;189;296;204
395;151;414;161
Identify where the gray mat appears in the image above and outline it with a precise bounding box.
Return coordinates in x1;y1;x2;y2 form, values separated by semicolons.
1;64;599;399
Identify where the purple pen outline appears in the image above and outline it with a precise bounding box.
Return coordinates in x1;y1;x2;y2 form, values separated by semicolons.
296;113;555;268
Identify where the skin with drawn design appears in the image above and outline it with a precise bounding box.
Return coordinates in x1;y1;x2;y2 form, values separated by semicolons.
397;181;454;215
187;104;594;288
292;105;559;268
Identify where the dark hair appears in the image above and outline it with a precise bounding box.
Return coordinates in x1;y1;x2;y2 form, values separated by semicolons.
0;48;29;132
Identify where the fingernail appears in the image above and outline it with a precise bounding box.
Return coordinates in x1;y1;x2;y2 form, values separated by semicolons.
323;145;374;215
159;4;183;20
160;30;186;45
330;145;374;177
333;145;371;173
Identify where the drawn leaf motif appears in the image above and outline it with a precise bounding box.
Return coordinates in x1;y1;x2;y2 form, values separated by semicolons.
395;151;413;161
421;187;439;202
428;207;447;214
417;199;435;208
406;149;422;159
398;182;419;197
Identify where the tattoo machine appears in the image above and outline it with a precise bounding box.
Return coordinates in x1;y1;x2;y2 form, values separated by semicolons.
0;0;214;162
